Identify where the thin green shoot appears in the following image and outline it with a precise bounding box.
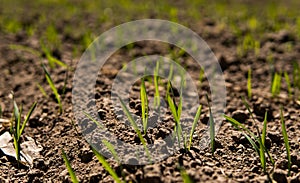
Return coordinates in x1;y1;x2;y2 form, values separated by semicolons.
11;95;37;163
247;68;252;98
140;78;148;134
102;139;120;163
224;113;274;171
166;63;174;99
280;106;291;176
188;105;202;151
271;72;282;97
36;83;47;97
82;111;104;129
61;149;79;183
180;168;193;183
0;105;2;118
206;95;215;154
41;43;67;69
167;94;183;147
199;68;204;85
9;44;41;57
154;61;160;109
284;72;292;98
42;64;62;114
118;96;152;162
92;147;123;183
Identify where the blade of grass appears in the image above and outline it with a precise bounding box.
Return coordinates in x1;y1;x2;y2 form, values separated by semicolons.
36;83;47;97
102;139;120;163
206;95;215;154
118;96;152;162
42;64;62;114
154;61;160;108
247;68;252;98
188;105;202;151
92;147;122;183
61;149;79;183
20;101;37;136
82;111;104;129
140;78;148;134
280;106;291;176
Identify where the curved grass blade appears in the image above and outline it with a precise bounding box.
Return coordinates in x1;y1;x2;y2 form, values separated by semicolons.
92;147;123;183
42;64;62;114
188;105;202;150
280;106;291;176
61;149;79;183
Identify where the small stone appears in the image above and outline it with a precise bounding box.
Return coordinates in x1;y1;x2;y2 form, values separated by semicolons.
273;169;287;183
202;166;214;176
97;109;106;120
268;131;281;145
232;110;248;122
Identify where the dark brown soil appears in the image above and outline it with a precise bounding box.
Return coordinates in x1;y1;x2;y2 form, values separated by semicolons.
0;2;300;183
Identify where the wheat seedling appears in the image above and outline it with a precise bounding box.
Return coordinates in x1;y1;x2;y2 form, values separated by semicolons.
61;149;79;183
280;106;291;176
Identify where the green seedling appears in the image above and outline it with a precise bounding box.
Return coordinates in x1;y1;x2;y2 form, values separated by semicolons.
180;168;193;183
247;68;252;98
188;105;202;151
36;83;47;97
41;43;67;69
280;106;291;176
9;44;41;57
154;61;160;109
61;149;79;183
82;111;104;129
167;92;183;147
199;68;204;86
271;72;282;97
284;72;292;98
11;96;37;163
206;95;215;154
166;64;174;100
118;96;152;162
92;147;123;183
42;64;62;114
140;78;148;134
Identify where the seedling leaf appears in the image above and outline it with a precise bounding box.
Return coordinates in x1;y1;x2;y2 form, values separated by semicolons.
61;149;79;183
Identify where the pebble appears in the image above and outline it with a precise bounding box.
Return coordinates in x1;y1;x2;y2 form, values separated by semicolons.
232;110;248;122
273;169;287;183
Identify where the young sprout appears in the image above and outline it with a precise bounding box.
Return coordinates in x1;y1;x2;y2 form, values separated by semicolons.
41;43;67;69
247;68;252;98
206;95;215;154
140;78;148;134
82;111;104;129
92;147;123;183
199;68;204;86
271;72;282;97
118;96;152;162
36;83;47;97
11;95;37;163
42;64;63;114
188;105;202;151
167;93;183;147
280;106;291;176
180;168;193;183
154;61;160;109
61;149;79;183
283;72;292;98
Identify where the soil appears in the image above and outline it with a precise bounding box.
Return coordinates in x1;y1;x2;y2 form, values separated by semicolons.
0;2;300;183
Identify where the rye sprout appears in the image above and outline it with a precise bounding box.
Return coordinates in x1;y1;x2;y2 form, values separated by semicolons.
61;149;79;183
11;95;37;163
41;43;67;69
92;147;123;183
167;91;183;147
82;111;104;129
118;96;152;162
206;95;215;154
42;64;62;114
271;72;282;97
247;68;252;98
154;61;160;109
140;78;148;134
280;106;291;176
188;105;202;151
